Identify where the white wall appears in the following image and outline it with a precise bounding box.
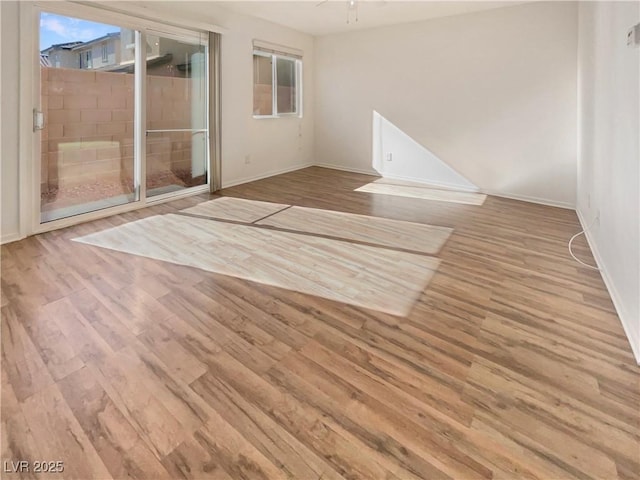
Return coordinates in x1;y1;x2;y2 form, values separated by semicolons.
577;1;640;362
315;2;578;208
373;110;478;191
0;1;314;243
1;1;21;244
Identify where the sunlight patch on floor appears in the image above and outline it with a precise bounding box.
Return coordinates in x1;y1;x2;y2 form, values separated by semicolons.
258;205;452;254
73;214;440;316
180;196;290;223
356;178;487;205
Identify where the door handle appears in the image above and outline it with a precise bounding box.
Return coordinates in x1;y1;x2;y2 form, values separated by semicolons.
33;109;44;132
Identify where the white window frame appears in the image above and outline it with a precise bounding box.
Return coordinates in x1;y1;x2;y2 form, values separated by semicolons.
101;43;108;62
252;50;302;119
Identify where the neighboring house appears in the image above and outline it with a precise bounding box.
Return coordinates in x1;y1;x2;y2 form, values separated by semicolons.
118;28;137;65
40;41;83;68
40;33;120;70
73;32;120;70
40;30;194;77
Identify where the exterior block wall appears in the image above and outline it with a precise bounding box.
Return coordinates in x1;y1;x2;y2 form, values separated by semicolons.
41;66;196;193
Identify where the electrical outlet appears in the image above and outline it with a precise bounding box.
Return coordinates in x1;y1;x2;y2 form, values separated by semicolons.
244;154;251;165
385;152;393;162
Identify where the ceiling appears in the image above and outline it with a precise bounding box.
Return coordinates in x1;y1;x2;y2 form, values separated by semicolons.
215;1;519;36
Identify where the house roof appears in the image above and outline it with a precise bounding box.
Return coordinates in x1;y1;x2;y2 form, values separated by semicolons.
41;41;84;53
41;32;119;54
72;32;120;50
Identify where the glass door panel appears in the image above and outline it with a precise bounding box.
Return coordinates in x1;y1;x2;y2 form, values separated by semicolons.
276;57;297;114
146;33;208;197
39;12;138;222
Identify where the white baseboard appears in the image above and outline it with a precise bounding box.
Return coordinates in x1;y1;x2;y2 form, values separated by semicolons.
483;189;575;210
576;209;640;364
313;163;379;177
375;171;480;193
314;164;575;208
1;232;23;245
222;163;314;189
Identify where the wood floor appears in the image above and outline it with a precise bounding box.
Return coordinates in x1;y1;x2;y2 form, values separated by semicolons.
72;212;441;316
354;178;488;205
2;167;639;479
256;204;452;254
180;197;290;223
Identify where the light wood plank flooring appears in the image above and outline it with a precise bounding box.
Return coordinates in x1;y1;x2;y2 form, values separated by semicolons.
354;178;488;205
256;204;452;254
2;167;639;479
73;213;440;316
180;196;290;223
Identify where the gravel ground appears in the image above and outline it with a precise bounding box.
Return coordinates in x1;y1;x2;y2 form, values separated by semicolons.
41;170;205;211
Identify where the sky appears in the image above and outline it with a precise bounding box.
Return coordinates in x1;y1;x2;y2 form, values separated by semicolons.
40;12;118;51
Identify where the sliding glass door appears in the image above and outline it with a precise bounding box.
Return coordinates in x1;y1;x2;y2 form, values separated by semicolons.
146;32;208;197
39;13;139;222
37;8;209;224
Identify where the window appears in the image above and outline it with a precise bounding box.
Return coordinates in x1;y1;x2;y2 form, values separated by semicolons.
253;50;301;117
276;57;297;114
102;44;108;62
253;53;273;116
83;50;92;69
